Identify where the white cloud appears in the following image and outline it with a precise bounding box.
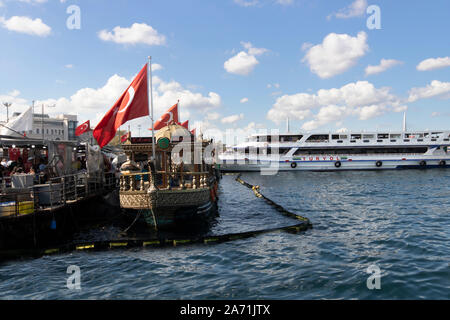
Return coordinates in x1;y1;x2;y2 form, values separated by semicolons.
234;0;259;7
221;113;244;124
206;112;221;121
267;81;406;130
17;0;48;4
224;42;268;76
98;23;166;46
408;80;450;103
365;59;402;76
302;31;369;79
302;105;347;131
3;72;221;130
416;57;450;71
152;63;163;71
240;97;249;103
65;64;74;69
0;16;51;37
276;0;294;5
328;0;367;20
224;52;258;76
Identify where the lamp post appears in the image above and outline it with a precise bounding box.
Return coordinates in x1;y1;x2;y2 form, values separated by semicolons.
41;104;56;141
3;102;12;123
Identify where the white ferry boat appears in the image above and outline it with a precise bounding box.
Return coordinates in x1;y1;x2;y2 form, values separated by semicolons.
219;130;450;171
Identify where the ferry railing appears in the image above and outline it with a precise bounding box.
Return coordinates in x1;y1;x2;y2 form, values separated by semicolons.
0;171;119;219
119;171;212;192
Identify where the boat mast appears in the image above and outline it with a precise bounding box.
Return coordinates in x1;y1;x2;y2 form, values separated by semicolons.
149;56;156;167
403;111;407;133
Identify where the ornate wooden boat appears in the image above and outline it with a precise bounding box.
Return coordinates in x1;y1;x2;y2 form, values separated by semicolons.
119;124;219;230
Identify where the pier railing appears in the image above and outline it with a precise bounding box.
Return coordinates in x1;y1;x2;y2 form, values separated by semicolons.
0;172;118;218
119;171;212;192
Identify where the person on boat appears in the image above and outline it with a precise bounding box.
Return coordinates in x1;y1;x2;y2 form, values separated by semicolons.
72;158;82;171
1;158;7;168
38;159;46;172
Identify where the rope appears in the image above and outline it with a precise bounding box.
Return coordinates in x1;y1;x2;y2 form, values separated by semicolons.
0;175;312;261
235;174;311;223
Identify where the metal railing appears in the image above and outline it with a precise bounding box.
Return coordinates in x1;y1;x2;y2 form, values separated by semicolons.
119;171;211;192
0;172;118;219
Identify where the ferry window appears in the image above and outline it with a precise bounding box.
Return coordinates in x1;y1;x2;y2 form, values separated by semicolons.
377;140;383;143
363;140;370;143
350;140;356;143
377;134;389;139
332;135;339;140
258;136;272;143
337;140;343;143
404;139;410;142
363;134;374;139
339;135;348;139
280;136;296;142
390;134;401;139
351;134;361;140
306;135;329;142
278;148;291;155
444;139;449;142
418;139;424;142
390;139;397;142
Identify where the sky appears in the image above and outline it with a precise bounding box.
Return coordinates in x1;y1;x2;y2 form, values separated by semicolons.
0;0;449;142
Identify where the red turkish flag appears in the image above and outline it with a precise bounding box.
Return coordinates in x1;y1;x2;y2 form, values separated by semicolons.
75;120;90;136
121;132;130;143
94;64;149;148
150;103;179;131
190;128;196;136
181;120;189;129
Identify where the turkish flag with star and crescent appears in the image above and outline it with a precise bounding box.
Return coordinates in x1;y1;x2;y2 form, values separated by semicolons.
93;64;149;148
150;103;179;131
75;120;91;136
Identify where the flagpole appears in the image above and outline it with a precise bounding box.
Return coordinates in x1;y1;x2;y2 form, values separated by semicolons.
149;56;156;167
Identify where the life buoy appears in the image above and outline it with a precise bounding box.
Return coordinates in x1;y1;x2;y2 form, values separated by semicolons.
376;161;383;167
334;161;342;168
439;160;446;167
291;162;297;169
419;160;427;167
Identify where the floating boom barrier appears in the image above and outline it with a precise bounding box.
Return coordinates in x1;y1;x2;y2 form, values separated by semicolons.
0;175;312;261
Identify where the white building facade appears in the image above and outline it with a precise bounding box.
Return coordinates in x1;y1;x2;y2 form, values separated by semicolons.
9;113;78;141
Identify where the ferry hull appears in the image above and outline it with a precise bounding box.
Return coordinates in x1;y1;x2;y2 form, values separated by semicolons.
219;157;450;172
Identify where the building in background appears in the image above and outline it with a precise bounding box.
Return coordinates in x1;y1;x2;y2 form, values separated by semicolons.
6;113;78;141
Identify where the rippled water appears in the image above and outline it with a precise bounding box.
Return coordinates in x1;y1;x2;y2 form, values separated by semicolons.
0;170;449;299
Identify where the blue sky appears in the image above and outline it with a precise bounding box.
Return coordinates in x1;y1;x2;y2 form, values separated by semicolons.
0;0;449;140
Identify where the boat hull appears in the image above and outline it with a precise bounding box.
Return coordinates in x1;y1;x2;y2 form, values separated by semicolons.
119;187;218;229
219;156;450;172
